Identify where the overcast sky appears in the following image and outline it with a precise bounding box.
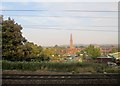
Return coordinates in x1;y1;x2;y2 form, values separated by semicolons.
1;2;118;46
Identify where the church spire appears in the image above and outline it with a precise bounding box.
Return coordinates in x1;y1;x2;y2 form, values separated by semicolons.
70;33;74;49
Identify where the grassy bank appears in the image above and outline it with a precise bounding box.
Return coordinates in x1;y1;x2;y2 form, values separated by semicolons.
2;60;120;73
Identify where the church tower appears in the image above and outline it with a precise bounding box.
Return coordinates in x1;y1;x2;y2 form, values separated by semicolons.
70;33;74;49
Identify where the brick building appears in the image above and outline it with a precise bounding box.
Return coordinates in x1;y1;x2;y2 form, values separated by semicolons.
100;45;118;55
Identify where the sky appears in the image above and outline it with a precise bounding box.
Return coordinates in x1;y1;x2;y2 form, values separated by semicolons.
1;1;118;46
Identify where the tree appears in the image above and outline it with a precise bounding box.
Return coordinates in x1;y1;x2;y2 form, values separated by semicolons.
24;42;43;60
2;17;27;60
38;52;50;61
111;48;118;53
85;45;101;59
41;48;55;58
2;17;51;61
0;15;2;59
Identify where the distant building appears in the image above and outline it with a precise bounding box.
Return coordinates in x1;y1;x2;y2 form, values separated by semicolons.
62;33;80;55
100;47;112;55
100;45;118;55
70;33;74;49
96;56;114;63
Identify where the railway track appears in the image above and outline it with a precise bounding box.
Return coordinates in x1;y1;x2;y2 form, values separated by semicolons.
2;73;120;86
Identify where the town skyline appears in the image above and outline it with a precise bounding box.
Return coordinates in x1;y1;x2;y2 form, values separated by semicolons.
37;33;118;47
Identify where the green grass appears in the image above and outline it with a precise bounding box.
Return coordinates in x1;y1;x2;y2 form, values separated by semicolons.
2;60;120;73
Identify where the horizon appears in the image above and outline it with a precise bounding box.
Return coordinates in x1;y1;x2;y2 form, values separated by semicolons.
41;43;118;47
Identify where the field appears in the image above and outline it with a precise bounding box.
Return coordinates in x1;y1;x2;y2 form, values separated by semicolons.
2;60;120;74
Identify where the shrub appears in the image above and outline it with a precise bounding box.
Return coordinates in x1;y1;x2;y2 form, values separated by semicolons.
2;60;120;73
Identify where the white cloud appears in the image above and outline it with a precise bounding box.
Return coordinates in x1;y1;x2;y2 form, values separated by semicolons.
0;5;6;10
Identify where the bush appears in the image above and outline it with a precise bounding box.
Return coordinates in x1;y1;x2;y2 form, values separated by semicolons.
2;60;120;73
104;66;120;73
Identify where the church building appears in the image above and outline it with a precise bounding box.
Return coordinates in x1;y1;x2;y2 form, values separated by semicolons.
62;33;80;55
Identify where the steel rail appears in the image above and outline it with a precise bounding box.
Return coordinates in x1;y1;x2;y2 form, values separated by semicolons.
2;74;120;80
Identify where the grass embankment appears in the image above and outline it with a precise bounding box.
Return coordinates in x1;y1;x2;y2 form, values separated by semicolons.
2;60;120;73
